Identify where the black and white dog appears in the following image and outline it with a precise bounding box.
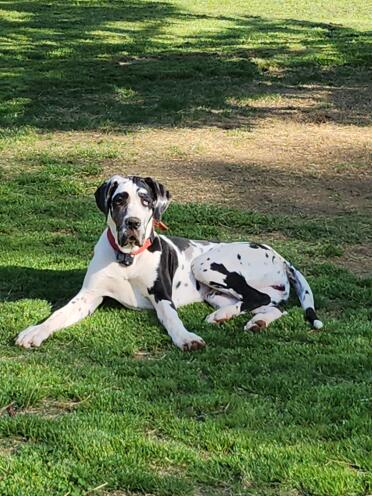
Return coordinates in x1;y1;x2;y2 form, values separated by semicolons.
16;175;323;350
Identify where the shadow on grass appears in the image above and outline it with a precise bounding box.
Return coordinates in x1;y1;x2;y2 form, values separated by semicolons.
0;1;371;131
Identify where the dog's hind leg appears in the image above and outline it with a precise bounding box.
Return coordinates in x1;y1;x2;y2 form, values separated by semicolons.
244;305;285;332
16;289;103;348
203;289;239;309
205;301;244;324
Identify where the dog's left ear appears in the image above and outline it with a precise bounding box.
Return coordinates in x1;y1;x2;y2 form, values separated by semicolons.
144;177;171;220
94;178;118;215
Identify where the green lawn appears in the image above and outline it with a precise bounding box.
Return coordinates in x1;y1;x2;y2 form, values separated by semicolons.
0;1;371;495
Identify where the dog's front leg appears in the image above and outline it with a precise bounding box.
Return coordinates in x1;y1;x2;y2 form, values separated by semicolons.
149;297;205;351
16;289;103;348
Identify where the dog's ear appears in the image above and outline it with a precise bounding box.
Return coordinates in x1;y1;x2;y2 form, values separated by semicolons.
144;177;171;220
94;179;118;215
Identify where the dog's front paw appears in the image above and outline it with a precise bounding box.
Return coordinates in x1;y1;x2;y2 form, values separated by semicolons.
16;326;50;348
175;332;206;351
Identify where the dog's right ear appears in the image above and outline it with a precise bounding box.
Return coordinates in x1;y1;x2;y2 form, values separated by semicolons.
94;179;118;215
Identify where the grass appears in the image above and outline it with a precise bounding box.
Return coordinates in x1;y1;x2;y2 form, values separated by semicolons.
0;1;371;495
0;0;371;131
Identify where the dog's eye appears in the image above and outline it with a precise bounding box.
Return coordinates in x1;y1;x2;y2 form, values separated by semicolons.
141;197;152;207
112;194;127;206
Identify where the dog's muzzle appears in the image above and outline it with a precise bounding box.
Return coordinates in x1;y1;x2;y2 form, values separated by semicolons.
118;217;143;247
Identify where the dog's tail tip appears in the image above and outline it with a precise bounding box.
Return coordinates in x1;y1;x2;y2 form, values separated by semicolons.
305;307;323;330
313;319;324;330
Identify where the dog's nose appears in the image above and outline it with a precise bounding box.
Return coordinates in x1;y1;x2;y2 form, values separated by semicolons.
125;217;141;230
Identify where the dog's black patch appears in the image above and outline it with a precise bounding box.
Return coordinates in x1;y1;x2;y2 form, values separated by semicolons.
237;254;241;260
196;280;200;291
305;307;319;326
209;262;271;310
148;236;178;308
176;281;181;289
110;192;129;229
249;243;269;250
169;236;192;251
95;179;119;215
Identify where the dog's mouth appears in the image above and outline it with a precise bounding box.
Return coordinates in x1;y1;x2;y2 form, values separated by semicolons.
118;230;142;248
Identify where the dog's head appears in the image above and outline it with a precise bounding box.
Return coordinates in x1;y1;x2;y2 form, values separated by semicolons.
95;175;171;251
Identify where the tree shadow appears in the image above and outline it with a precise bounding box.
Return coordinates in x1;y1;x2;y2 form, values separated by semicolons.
0;265;84;306
0;1;370;131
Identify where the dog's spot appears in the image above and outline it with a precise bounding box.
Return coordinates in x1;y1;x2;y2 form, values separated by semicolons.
196;280;200;291
237;254;241;260
184;283;188;287
272;255;276;263
169;236;192;252
271;284;285;291
266;253;269;259
250;243;268;250
176;281;181;289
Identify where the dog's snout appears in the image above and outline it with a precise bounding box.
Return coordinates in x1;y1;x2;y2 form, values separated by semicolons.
125;217;141;230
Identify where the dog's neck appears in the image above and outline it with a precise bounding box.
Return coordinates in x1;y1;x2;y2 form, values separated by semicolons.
106;220;167;267
107;228;154;266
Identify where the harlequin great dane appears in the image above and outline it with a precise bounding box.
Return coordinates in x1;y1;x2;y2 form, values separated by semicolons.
16;175;323;351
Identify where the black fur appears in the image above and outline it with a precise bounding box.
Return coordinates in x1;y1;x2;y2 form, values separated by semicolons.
305;307;319;326
95;180;119;215
249;242;268;250
169;236;192;251
143;177;171;221
148;237;178;308
209;262;271;310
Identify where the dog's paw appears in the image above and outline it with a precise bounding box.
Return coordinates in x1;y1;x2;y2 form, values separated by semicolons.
175;332;206;351
244;319;267;333
16;326;50;348
205;309;232;325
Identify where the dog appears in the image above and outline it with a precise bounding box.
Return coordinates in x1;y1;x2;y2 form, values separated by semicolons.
16;175;323;350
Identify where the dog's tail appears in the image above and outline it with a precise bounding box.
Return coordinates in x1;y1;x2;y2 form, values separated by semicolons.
284;261;323;329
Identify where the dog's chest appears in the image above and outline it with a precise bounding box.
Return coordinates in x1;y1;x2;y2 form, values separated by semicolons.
171;256;204;307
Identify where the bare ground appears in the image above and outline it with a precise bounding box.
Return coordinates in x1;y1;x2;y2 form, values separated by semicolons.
13;81;369;216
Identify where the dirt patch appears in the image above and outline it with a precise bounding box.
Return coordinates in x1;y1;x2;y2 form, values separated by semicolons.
15;399;84;418
0;436;27;456
18;117;369;217
99;120;371;216
336;243;372;277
